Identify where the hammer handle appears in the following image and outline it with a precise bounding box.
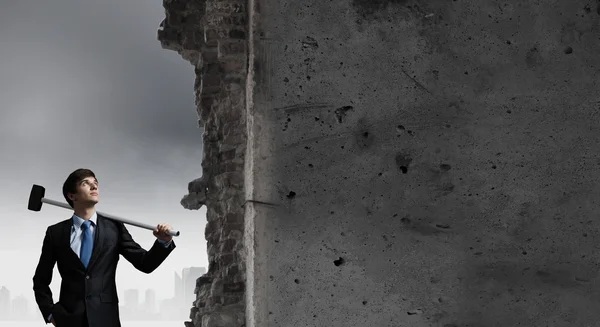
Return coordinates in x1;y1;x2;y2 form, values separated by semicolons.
41;198;180;237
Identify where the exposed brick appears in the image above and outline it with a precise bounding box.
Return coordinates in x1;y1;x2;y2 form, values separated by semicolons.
218;40;246;57
226;229;243;241
197;276;213;287
202;47;220;62
158;0;247;325
222;58;245;73
223;294;243;306
204;29;220;46
201;85;221;96
165;0;188;12
220;238;237;253
223;223;244;234
222;161;244;173
223;282;245;293
229;29;245;39
225;264;240;279
219;149;237;161
223;212;243;224
206;1;246;13
202;73;222;89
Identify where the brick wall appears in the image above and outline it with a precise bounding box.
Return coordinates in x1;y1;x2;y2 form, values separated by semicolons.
158;0;248;326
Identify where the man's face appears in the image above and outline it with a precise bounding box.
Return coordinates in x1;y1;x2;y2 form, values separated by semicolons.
69;176;99;206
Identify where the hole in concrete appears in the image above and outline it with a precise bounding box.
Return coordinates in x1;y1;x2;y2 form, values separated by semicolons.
440;164;451;171
362;300;368;305
287;191;296;199
564;46;573;54
395;153;412;173
294;279;300;284
334;105;353;123
407;309;423;315
334;257;345;266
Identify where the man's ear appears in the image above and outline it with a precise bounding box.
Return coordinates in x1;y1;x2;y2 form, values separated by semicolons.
68;193;76;201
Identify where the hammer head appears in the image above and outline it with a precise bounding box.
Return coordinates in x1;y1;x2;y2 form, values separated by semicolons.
28;184;46;211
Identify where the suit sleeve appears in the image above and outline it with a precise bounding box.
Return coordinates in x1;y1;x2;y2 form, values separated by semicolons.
117;222;175;273
32;227;56;324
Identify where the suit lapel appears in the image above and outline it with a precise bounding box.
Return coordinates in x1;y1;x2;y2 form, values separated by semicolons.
61;218;85;271
86;215;104;270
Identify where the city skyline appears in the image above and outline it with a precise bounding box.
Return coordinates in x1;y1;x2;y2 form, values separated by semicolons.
0;266;206;321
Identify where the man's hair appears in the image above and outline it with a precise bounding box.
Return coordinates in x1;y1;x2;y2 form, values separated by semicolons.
63;168;96;208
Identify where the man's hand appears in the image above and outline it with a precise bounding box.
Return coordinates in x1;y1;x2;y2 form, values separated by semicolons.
153;223;173;242
50;317;56;326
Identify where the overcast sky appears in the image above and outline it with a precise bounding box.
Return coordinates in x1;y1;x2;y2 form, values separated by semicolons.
0;0;207;317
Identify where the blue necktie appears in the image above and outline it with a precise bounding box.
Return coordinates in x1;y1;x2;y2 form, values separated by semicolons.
80;220;94;268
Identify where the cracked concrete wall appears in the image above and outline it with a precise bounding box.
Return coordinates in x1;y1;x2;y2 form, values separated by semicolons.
247;0;600;326
159;0;600;326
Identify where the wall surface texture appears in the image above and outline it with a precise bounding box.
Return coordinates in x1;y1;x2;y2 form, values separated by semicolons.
165;0;600;326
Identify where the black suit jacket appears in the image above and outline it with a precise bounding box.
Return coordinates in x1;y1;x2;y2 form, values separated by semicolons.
33;214;175;327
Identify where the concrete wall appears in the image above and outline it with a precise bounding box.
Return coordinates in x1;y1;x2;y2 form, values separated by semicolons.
247;0;600;326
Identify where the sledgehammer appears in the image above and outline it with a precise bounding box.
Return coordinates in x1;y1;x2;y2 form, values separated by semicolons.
27;184;180;237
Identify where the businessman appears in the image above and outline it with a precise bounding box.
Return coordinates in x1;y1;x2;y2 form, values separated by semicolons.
33;168;176;327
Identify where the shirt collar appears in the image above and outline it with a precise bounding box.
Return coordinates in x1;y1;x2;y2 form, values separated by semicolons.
72;211;97;229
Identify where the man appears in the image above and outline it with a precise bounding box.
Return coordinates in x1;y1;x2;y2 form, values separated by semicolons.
33;168;176;327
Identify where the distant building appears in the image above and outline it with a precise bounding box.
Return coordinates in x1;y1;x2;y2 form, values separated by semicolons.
12;295;28;319
159;297;179;320
143;289;156;314
0;286;10;320
174;271;183;304
124;289;139;310
181;267;206;306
